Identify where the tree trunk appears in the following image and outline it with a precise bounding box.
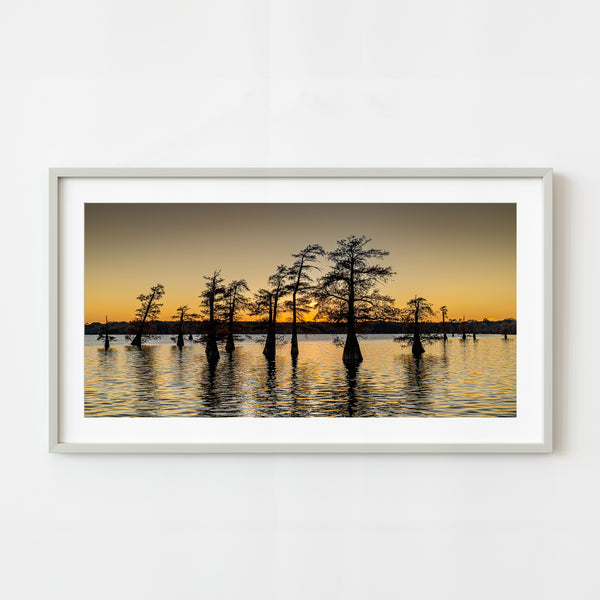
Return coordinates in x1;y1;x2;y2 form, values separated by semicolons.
226;293;236;353
225;313;235;353
131;291;155;347
104;316;110;350
343;328;363;364
263;325;276;359
290;291;298;358
206;296;219;362
442;314;447;340
343;274;363;365
412;313;425;356
176;314;184;348
412;333;425;355
263;295;276;359
206;332;219;362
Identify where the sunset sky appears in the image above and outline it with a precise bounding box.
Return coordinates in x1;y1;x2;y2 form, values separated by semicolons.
85;203;516;323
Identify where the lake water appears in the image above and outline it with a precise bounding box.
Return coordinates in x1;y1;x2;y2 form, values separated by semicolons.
84;334;516;417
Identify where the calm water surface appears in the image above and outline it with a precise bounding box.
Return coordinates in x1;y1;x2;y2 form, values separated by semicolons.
84;334;516;417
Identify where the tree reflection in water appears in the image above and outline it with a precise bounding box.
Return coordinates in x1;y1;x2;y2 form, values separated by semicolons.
195;353;244;417
262;358;279;416
84;346;117;415
127;346;160;416
288;356;315;417
222;352;242;417
203;359;219;416
345;363;360;417
396;353;434;416
95;344;116;379
85;336;516;418
290;356;299;416
171;344;187;389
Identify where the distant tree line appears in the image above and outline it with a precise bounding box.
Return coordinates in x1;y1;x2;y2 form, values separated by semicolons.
86;317;517;337
91;235;517;364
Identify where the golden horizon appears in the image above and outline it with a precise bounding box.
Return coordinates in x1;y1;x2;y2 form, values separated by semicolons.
85;307;517;325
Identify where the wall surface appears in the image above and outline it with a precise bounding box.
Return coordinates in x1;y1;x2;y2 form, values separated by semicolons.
1;1;598;598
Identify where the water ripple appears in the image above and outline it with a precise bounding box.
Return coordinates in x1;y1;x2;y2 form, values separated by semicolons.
84;335;516;417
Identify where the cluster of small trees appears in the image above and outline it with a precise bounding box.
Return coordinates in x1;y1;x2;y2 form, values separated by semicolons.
97;235;512;364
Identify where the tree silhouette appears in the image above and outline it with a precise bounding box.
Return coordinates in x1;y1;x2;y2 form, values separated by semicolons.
461;315;467;340
260;265;289;359
316;235;396;365
129;283;165;346
501;318;516;339
200;270;225;362
482;318;490;334
222;279;250;353
250;287;273;332
440;305;448;340
285;243;325;357
449;318;457;337
401;295;435;356
97;315;117;350
171;305;199;348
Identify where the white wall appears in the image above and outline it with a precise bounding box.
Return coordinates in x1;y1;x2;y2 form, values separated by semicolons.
1;1;598;598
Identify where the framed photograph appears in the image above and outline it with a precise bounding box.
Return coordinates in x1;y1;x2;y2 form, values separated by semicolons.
50;168;552;453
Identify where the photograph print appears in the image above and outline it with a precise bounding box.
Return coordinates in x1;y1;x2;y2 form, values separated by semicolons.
84;200;517;419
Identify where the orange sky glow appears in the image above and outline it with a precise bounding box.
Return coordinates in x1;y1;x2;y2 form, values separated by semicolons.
85;203;516;324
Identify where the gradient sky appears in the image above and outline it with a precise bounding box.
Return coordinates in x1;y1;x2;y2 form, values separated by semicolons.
85;203;516;323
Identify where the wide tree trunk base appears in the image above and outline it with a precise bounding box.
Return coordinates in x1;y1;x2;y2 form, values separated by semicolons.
131;334;142;347
343;332;363;365
412;339;425;356
290;332;299;358
263;347;276;359
206;340;220;362
176;333;184;348
225;334;235;353
263;331;276;359
206;350;220;363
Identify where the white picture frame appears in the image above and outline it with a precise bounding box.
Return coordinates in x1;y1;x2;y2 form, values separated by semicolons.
50;168;552;453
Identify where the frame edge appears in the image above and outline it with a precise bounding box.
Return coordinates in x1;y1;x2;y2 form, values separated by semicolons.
49;169;59;451
543;169;553;452
48;167;553;179
50;168;553;453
